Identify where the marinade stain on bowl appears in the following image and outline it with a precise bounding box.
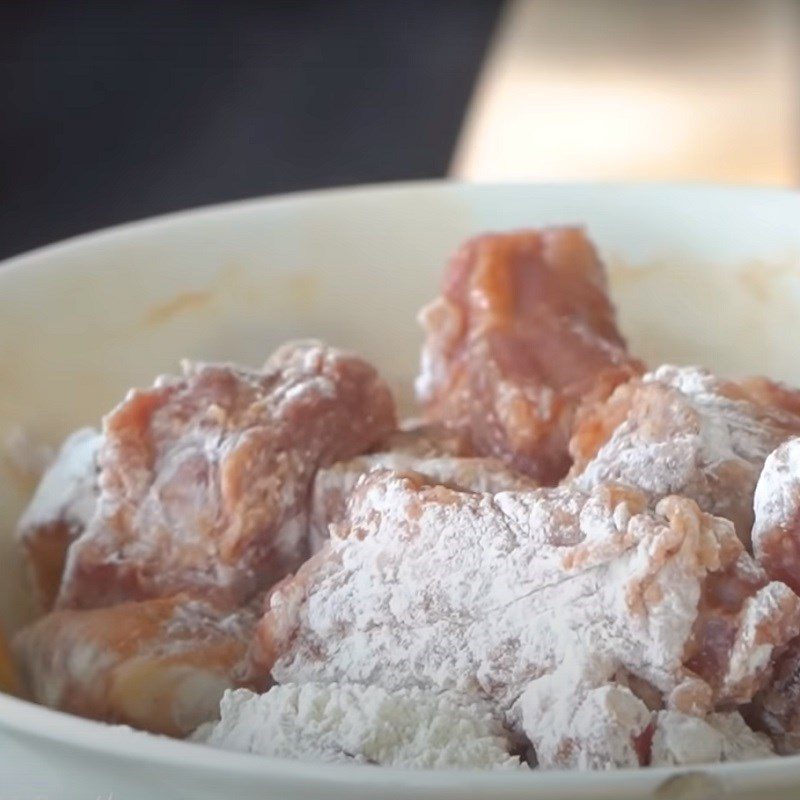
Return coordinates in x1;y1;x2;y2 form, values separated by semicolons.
145;291;215;326
737;257;800;304
142;262;320;329
653;771;725;800
609;253;800;383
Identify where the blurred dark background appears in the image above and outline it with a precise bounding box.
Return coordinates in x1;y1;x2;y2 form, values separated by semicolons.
0;0;501;259
6;1;793;261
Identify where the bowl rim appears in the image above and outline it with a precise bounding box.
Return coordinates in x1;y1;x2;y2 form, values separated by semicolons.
3;177;800;274
4;178;800;793
3;689;800;794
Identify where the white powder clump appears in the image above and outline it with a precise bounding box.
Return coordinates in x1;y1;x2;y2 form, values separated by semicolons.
197;684;523;770
17;427;101;533
753;437;800;536
260;474;795;715
310;452;536;552
650;710;774;766
511;654;652;770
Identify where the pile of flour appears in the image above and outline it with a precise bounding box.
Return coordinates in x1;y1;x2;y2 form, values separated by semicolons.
195;683;523;770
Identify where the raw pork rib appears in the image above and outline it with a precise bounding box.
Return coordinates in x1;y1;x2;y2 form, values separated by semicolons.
56;342;396;610
251;471;799;718
416;228;642;484
374;423;475;460
310;424;536;550
570;365;800;544
752;437;800;594
739;376;800;419
14;595;258;736
749;443;800;755
16;428;101;609
727;438;800;755
196;684;522;770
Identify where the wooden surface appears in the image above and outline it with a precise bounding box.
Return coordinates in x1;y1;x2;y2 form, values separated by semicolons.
452;0;800;185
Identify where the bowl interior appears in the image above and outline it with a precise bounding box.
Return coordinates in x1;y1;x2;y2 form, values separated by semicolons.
4;182;800;628
3;181;800;794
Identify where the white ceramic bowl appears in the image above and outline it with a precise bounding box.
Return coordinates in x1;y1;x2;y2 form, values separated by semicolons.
3;182;800;799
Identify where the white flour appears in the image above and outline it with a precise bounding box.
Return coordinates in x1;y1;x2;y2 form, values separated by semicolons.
17;427;100;534
260;474;796;719
310;451;537;551
572;365;800;545
651;710;774;766
511;654;775;769
511;654;652;770
753;436;800;556
197;683;523;770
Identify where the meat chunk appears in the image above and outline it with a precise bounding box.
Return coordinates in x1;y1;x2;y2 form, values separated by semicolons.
13;595;258;736
752;437;800;594
570;365;800;545
311;455;536;550
310;423;536;550
56;342;396;610
196;684;523;770
250;472;799;715
376;422;475;460
416;228;642;484
16;428;101;610
739;376;800;419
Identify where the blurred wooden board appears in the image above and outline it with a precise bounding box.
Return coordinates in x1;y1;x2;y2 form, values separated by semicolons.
452;0;800;184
